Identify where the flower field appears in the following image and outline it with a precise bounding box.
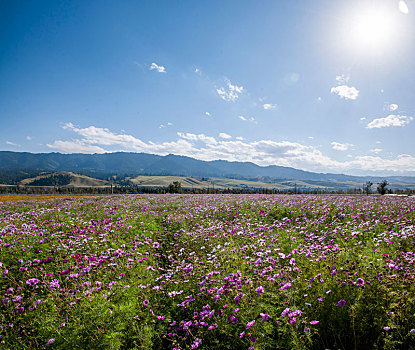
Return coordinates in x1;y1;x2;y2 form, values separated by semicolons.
1;194;415;349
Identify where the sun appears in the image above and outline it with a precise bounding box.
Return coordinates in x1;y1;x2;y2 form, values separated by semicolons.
351;10;393;48
345;4;399;54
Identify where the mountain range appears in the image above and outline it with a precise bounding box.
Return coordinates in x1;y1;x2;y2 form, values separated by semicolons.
0;151;414;189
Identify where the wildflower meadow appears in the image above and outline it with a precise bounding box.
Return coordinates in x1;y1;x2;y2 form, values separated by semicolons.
1;194;415;349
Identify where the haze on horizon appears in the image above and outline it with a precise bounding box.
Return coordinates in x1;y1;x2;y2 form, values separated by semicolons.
1;0;414;176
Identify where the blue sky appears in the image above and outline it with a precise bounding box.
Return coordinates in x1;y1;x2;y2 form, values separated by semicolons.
1;0;414;175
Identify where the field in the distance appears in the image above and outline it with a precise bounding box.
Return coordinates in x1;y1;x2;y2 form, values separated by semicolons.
1;194;415;349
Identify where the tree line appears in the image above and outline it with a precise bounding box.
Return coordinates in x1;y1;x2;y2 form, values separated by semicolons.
1;179;413;195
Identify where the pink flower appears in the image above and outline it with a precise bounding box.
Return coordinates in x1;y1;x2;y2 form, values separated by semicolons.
260;312;271;321
246;320;255;329
281;308;290;317
26;278;39;286
280;282;292;290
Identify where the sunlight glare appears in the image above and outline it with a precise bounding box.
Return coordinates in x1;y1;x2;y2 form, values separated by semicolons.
349;7;396;52
399;1;409;14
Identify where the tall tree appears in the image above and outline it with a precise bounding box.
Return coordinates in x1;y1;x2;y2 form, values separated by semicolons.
377;180;389;195
363;181;373;196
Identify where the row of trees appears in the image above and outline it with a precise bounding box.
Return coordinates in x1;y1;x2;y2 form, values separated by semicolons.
363;180;390;195
1;180;413;195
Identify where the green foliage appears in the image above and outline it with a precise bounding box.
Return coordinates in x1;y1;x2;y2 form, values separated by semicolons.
1;195;415;349
377;180;389;195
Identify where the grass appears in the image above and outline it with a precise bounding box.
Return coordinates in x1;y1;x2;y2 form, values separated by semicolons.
0;194;415;349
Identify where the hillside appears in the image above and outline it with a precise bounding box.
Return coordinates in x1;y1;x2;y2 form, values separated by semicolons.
1;151;415;191
19;172;111;187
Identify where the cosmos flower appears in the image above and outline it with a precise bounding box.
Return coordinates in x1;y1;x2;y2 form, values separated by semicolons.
26;278;39;286
246;320;255;329
260;312;271;321
338;299;346;307
280;282;292;290
356;278;365;286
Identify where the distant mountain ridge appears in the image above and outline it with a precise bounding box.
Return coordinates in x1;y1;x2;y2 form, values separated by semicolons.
0;151;414;185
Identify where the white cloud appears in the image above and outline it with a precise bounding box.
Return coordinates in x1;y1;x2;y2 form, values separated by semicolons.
219;132;232;139
216;79;244;102
238;115;257;124
176;132;199;141
26;136;32;141
331;141;353;151
335;74;350;84
263;103;277;110
308;136;314;140
360;117;366;121
47;140;106;154
366;114;413;129
236;136;244;140
330;85;359;100
5;141;20;147
317;97;322;102
388;103;398;111
50;123;415;173
370;148;383;154
205;112;211;117
195;68;200;73
177;132;217;145
159;122;173;128
399;0;409;14
149;62;166;73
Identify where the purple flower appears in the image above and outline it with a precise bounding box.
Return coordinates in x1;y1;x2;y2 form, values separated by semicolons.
50;279;60;288
281;307;290;317
260;312;271;321
240;331;245;338
289;317;296;324
280;282;292;290
26;278;39;286
153;242;160;248
246;320;255;329
310;320;319;325
46;339;55;346
356;278;365;286
143;299;149;306
338;299;346;307
384;326;390;331
255;286;264;295
410;329;415;334
190;338;202;349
